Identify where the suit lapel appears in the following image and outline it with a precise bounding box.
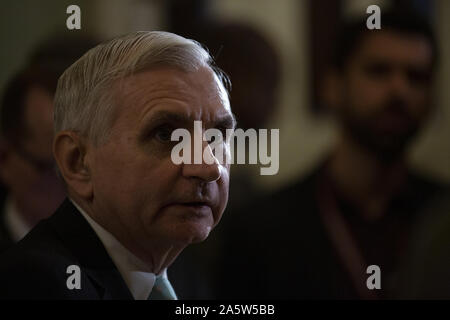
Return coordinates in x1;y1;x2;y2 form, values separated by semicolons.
49;199;133;300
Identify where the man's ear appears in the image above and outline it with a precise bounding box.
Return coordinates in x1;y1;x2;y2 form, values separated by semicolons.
53;131;93;200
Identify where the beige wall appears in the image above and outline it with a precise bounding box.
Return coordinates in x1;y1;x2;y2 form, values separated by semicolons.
90;0;165;40
409;0;450;182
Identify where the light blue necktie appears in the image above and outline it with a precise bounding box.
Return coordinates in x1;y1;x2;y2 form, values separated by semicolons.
148;275;177;300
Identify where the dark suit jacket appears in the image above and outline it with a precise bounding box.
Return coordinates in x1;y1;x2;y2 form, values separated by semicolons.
0;212;14;254
0;199;133;299
0;187;13;253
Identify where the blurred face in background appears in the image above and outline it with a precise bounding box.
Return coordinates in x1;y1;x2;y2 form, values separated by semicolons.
330;30;434;160
0;85;65;226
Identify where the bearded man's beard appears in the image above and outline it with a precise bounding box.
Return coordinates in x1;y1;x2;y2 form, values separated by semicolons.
339;98;421;163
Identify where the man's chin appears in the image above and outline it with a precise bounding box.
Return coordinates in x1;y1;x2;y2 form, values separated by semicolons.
346;124;416;162
371;130;417;160
158;204;215;242
182;219;214;241
156;218;214;246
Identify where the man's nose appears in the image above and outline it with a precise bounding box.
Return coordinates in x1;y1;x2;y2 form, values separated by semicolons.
389;71;411;98
181;140;221;182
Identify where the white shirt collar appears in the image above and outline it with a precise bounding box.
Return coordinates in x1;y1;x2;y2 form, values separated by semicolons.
69;198;168;300
4;197;31;242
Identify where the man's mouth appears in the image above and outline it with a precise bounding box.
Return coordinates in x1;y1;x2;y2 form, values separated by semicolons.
162;201;213;219
181;202;209;207
178;202;211;214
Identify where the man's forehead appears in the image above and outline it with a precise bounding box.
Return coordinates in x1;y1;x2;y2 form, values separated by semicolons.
118;67;227;105
114;66;232;126
120;66;220;93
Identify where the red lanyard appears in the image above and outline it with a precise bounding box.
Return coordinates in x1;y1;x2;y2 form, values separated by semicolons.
316;173;379;300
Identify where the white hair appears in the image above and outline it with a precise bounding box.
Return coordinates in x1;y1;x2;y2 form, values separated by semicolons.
54;31;229;144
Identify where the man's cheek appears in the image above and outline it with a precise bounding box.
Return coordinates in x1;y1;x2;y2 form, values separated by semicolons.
218;181;230;213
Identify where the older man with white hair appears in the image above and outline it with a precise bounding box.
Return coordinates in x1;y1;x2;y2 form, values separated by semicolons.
0;31;235;300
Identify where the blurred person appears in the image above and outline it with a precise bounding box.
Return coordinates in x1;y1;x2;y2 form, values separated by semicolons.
218;9;447;299
0;31;235;300
0;66;66;251
0;34;97;252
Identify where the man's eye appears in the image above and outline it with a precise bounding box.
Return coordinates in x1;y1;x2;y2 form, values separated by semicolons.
154;126;173;142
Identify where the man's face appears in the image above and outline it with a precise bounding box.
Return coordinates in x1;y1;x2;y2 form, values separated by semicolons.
335;31;434;159
89;66;233;251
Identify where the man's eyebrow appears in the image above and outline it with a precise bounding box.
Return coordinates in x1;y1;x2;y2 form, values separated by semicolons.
144;110;237;129
143;111;191;126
